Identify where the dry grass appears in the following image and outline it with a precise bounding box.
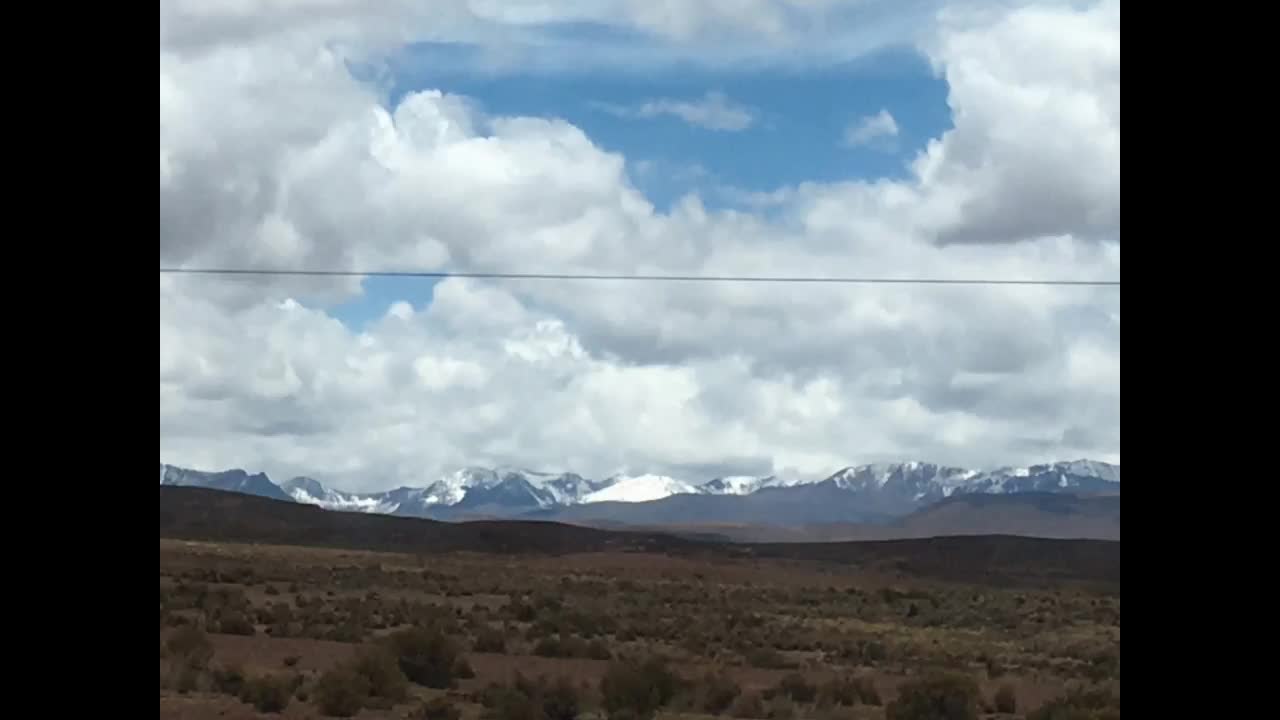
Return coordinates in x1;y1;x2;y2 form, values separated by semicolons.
160;539;1119;719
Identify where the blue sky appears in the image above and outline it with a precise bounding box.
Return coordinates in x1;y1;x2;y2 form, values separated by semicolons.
333;47;952;330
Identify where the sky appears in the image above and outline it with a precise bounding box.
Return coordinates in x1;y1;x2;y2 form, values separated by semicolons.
159;0;1120;493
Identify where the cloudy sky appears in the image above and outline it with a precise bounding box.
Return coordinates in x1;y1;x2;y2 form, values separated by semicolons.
159;0;1120;492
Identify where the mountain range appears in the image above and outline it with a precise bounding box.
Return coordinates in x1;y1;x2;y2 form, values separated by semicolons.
158;459;1119;539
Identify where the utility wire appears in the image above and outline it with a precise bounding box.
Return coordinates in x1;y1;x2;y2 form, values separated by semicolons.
159;267;1120;287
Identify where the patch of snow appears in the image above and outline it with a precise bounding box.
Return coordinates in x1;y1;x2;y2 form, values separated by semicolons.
582;474;700;503
287;488;319;504
287;484;394;513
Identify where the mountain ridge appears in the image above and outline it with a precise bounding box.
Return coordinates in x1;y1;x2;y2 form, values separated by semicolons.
159;459;1118;531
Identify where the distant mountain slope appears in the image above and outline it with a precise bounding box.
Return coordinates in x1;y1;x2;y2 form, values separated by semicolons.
889;492;1120;540
606;493;1120;542
160;463;294;504
158;486;694;556
159;486;1120;590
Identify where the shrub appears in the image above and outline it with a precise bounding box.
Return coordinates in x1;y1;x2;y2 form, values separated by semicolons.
601;656;682;719
454;657;476;680
862;640;888;664
314;667;371;717
747;647;792;669
352;646;409;705
474;628;507;653
239;674;292;714
768;695;797;719
283;655;301;668
482;688;543;720
776;673;818;703
211;664;247;696
820;675;881;707
700;672;741;715
1084;651;1120;682
885;674;981;720
994;684;1017;714
165;614;195;629
415;696;462;720
730;692;768;719
165;625;214;667
509;599;538;622
216;611;256;636
479;681;511;709
171;664;202;694
561;635;589;658
268;602;294;624
534;637;564;657
388;626;463;688
541;676;582;720
326;620;365;643
1027;686;1120;720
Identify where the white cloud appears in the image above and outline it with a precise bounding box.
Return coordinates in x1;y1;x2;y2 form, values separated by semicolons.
913;0;1121;244
595;91;756;132
159;0;955;72
159;0;1120;491
844;109;900;149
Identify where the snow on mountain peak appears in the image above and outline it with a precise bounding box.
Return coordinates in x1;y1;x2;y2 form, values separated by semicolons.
160;458;1119;519
583;474;701;504
1057;459;1120;483
701;475;772;495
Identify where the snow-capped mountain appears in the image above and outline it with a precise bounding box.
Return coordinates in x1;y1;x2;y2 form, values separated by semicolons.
827;462;978;495
956;461;1121;496
700;475;778;495
582;474;702;504
278;467;613;517
281;477;402;514
158;459;1118;523
810;460;1119;515
817;462;983;515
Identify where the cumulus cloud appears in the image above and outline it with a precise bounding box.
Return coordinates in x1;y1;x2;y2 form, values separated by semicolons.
159;0;1120;492
594;91;756;132
844;109;900;149
913;0;1121;244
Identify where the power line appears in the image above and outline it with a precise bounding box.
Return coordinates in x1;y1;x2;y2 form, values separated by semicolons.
159;267;1120;287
